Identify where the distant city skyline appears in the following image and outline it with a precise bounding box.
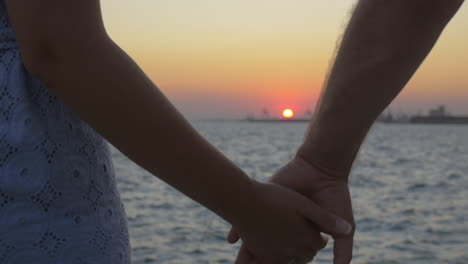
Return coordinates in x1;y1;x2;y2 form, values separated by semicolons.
242;104;468;120
101;1;468;119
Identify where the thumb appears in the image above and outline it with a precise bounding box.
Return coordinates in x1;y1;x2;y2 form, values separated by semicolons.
299;200;352;236
227;226;241;244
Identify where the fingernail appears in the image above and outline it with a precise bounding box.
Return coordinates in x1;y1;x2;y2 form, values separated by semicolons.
335;218;352;235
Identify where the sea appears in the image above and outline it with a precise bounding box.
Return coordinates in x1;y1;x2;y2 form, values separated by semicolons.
110;121;468;264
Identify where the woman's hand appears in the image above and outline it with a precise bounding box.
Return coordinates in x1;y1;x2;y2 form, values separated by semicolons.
229;157;354;264
229;180;352;264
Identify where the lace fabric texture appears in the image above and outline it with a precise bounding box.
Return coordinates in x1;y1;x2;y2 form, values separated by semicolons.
0;2;131;263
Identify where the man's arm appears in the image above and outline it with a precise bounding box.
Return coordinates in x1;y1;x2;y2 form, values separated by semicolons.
229;1;465;264
298;0;464;178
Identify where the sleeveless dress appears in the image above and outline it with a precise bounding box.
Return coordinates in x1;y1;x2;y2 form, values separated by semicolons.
0;1;131;263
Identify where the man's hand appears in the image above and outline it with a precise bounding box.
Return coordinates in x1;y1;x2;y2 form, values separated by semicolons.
228;157;354;264
273;156;355;264
229;180;353;264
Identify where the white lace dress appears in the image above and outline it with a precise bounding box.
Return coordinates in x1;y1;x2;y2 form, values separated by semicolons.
0;1;131;263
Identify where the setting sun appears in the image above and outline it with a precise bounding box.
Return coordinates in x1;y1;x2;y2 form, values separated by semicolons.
282;109;294;119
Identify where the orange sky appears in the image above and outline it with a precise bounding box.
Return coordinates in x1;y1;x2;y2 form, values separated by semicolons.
101;1;468;119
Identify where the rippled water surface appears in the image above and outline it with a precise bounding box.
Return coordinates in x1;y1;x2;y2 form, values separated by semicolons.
110;122;468;264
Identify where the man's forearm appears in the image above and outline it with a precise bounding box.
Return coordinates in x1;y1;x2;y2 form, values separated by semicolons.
298;0;464;178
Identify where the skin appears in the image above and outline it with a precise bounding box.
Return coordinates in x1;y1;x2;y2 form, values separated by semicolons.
229;158;352;264
230;0;465;263
4;0;353;263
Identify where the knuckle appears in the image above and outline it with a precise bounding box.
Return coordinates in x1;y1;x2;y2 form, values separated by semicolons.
309;239;326;251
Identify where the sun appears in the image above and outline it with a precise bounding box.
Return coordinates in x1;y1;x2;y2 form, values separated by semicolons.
282;109;294;119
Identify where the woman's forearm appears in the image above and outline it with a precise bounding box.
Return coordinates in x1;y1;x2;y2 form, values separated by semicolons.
297;0;464;179
27;36;255;226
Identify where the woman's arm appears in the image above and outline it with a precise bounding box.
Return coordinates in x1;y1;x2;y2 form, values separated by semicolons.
5;0;351;261
6;0;251;225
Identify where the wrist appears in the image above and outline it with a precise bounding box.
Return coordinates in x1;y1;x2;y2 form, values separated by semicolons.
297;118;365;180
225;180;270;232
296;144;352;182
217;177;261;227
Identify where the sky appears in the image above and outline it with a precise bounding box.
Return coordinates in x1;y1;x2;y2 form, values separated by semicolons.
100;1;468;119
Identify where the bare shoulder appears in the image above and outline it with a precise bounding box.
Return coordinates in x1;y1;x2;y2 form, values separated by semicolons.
5;0;108;64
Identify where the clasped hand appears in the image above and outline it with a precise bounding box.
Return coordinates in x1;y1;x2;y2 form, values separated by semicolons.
227;157;354;264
